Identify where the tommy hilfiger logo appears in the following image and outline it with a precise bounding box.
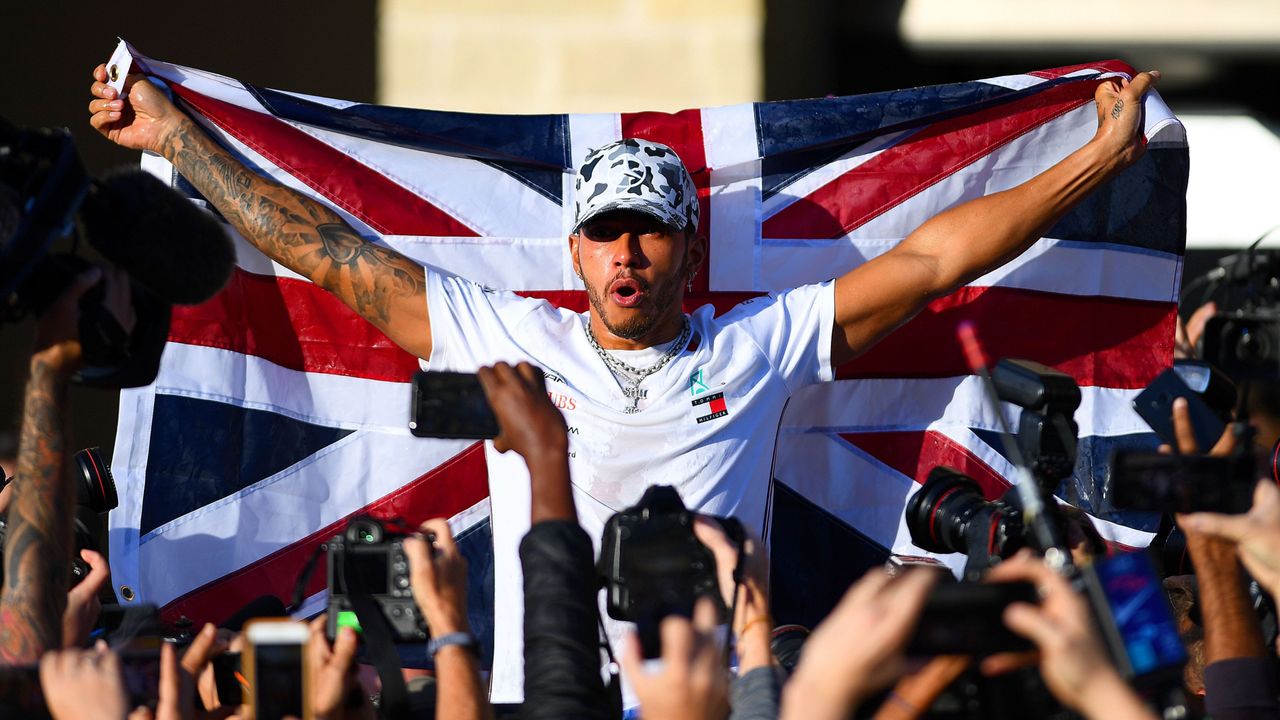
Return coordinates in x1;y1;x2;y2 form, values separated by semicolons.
692;392;728;424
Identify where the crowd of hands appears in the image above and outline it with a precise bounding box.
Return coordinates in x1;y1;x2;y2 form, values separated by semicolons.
10;276;1280;720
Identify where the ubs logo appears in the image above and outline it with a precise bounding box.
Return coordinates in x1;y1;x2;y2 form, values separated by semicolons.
548;391;577;411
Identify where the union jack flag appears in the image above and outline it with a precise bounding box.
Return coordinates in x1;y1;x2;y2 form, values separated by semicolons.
106;40;1186;663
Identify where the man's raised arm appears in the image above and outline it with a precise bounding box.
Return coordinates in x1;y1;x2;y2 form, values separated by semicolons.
88;64;433;360
829;71;1159;367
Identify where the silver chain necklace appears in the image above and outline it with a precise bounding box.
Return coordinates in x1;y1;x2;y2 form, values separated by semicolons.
584;316;691;414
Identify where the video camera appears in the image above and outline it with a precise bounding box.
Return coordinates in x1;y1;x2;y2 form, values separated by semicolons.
0;119;234;388
598;485;740;658
906;359;1080;579
324;516;428;644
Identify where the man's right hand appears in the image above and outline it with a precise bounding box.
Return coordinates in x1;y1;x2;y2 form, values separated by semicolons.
89;64;183;155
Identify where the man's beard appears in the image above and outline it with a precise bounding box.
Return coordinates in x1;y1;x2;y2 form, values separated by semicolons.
584;270;684;343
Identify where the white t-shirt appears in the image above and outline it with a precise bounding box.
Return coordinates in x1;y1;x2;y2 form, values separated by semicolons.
424;270;835;704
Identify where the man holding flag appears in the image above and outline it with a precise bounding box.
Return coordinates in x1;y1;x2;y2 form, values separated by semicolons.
88;61;1158;703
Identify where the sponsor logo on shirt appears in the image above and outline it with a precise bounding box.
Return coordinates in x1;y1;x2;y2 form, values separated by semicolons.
547;392;577;411
692;391;729;424
544;371;568;385
689;368;710;397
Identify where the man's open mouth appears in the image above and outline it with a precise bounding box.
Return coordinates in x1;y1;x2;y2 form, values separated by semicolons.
609;277;647;308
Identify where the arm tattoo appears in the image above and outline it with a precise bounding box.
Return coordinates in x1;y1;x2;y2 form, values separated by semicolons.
1110;99;1125;120
0;361;74;664
162;117;425;329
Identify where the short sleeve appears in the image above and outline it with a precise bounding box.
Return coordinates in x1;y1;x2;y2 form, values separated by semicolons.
718;280;835;391
424;269;547;372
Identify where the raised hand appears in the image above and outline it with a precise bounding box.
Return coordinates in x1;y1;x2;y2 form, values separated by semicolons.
1183;480;1280;600
1092;70;1160;167
476;362;566;460
620;598;730;720
89;64;184;155
62;549;111;649
403;518;470;637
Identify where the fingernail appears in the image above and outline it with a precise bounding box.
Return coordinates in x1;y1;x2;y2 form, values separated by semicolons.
1149;70;1162;79
1173;397;1187;409
110;100;123;109
108;111;121;119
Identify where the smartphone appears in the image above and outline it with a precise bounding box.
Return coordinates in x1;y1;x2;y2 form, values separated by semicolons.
212;652;245;707
409;371;499;439
243;619;309;720
118;635;163;709
1132;368;1225;451
1111;448;1254;514
1082;551;1187;683
906;581;1037;657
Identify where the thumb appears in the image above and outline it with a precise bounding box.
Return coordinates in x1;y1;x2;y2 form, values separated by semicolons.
1180;512;1250;543
73;549;111;598
1125;70;1160;99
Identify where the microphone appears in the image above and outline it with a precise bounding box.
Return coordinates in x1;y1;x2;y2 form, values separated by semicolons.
79;168;235;306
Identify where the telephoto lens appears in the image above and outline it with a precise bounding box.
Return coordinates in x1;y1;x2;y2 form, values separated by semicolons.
74;446;118;513
905;467;1025;566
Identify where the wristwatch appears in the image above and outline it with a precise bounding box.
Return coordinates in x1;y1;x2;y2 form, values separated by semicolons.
427;631;478;657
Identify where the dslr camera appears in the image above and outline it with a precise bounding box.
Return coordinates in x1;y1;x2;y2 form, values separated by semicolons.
0;446;117;588
598;485;739;657
906;359;1080;578
324;516;427;643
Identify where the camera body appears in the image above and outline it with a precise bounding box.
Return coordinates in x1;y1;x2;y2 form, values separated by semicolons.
325;517;427;643
1202;311;1280;382
598;485;731;657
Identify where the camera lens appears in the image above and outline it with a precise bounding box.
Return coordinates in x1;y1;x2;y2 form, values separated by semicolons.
906;467;1000;555
74;446;118;514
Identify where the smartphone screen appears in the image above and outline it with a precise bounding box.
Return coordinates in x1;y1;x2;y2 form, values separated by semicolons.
1088;551;1186;679
253;643;303;720
1111;449;1253;514
906;581;1037;657
409;371;500;439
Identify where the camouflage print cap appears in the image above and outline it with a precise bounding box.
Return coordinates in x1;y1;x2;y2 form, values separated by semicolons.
573;138;699;233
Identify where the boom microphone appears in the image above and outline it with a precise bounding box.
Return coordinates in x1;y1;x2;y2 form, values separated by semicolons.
79;168;235;305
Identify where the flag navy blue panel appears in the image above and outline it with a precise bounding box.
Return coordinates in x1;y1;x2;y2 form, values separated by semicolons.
769;481;891;631
755;80;1018;202
1046;148;1189;255
250;86;570;204
140;394;355;537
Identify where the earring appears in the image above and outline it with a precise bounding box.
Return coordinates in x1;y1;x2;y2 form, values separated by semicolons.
687;272;696;293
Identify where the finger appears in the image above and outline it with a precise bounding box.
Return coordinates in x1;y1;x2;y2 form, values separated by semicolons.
845;568;893;605
1186;302;1217;350
1002;603;1058;648
181;623;222;677
979;650;1040;677
692;596;719;634
90;109;122;131
94;64;108;82
1125;70;1160;99
659;614;695;667
515;362;545;390
1180;511;1251;542
330;627;359;673
75;548;112;597
1209;423;1239;457
692;515;731;553
157;642;181;717
1158;443;1172;455
308;614;333;665
91;79;117;100
1172;398;1199;454
419;518;458;555
618;631;647;684
403;535;438;588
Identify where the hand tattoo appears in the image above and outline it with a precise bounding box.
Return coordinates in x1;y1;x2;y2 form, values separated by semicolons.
1110;99;1124;120
163;116;425;330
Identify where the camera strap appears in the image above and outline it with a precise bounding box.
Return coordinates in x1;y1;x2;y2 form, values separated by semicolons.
596;613;624;717
340;550;410;720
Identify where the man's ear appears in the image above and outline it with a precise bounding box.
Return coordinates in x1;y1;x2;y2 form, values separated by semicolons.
568;232;583;281
686;232;708;278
